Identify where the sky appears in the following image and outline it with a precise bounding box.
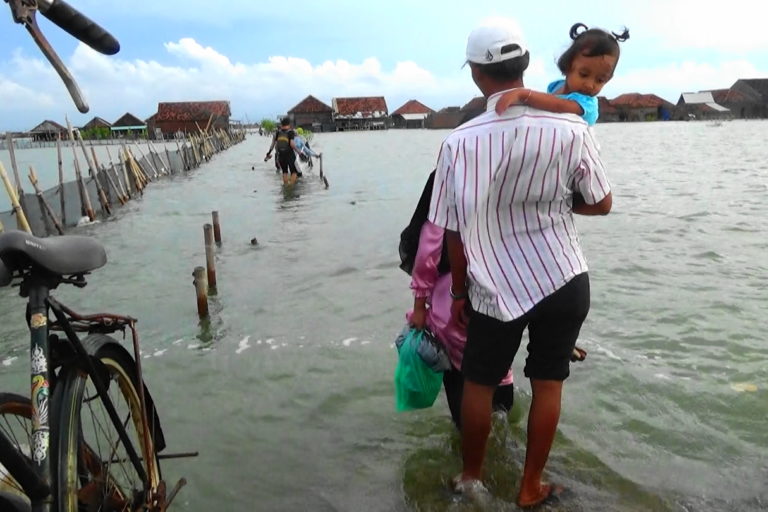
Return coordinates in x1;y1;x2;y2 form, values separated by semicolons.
1;0;767;131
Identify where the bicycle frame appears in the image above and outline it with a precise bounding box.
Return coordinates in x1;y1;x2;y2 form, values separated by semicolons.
4;269;154;511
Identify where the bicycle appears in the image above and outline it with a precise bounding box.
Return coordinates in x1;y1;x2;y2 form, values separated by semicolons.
1;1;191;510
0;230;190;511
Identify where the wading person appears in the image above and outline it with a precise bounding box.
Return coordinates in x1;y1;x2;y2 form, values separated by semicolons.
264;117;300;185
428;17;612;507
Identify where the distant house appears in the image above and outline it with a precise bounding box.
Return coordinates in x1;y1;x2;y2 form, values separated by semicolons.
460;96;487;124
611;93;675;121
81;116;112;131
597;96;620;122
332;96;389;131
152;101;231;137
391;100;434;128
28;120;67;142
79;116;112;139
724;79;768;118
425;106;464;129
672;92;731;121
425;97;487;129
287;95;334;132
111;113;147;138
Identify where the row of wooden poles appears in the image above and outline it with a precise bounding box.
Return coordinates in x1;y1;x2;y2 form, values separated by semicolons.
192;211;222;318
0;122;244;236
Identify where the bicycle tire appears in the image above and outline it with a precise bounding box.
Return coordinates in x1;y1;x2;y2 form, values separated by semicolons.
0;393;32;511
56;334;161;511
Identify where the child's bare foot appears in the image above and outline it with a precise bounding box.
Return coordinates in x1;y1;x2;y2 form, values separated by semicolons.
517;483;565;508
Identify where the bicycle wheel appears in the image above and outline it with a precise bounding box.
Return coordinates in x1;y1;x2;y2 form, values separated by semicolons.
0;393;32;508
56;334;161;511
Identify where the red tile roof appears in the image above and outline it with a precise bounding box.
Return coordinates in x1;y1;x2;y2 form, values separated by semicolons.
156;101;231;122
711;88;761;103
597;96;617;114
392;99;434;115
288;95;333;113
734;78;768;99
610;93;672;108
333;96;388;116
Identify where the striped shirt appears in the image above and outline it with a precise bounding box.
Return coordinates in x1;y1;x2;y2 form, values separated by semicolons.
428;88;610;322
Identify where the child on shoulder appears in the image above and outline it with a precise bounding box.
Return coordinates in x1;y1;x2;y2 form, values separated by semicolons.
495;23;629;125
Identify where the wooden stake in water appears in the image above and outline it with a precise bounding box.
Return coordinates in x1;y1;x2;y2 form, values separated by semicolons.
28;166;64;235
66;118;96;221
56;135;67;226
0;161;32;233
192;266;209;318
204;223;217;289
5;133;23;197
212;211;221;244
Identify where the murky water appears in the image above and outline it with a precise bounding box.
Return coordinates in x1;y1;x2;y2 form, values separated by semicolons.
1;121;767;511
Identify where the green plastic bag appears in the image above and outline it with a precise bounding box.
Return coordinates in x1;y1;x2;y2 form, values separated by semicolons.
394;327;445;411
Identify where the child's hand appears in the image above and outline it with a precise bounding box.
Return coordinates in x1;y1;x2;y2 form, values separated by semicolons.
495;89;523;115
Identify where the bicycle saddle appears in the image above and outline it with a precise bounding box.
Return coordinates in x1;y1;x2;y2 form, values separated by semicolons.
0;230;106;276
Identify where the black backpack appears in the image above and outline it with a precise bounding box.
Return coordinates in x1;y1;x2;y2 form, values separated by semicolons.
398;170;450;276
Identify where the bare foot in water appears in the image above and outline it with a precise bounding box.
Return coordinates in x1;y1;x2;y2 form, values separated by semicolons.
517;483;565;508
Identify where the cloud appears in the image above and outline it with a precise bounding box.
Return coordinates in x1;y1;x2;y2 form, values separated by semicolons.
631;0;768;53
607;59;768;102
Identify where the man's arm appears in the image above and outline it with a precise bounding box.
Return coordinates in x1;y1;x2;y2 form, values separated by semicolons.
264;134;277;160
573;191;612;215
446;229;469;327
446;230;468;295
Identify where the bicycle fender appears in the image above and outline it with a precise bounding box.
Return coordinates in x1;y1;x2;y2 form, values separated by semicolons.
80;334;167;452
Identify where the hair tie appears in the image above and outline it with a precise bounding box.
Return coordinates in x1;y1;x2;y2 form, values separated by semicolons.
569;23;588;40
612;28;630;42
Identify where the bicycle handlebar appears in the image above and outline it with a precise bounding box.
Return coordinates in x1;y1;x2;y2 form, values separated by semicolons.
38;0;119;55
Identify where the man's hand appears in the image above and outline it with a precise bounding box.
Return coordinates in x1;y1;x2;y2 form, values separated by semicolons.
264;152;271;162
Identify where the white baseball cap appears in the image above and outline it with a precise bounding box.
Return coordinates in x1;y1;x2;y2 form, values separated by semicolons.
464;17;528;66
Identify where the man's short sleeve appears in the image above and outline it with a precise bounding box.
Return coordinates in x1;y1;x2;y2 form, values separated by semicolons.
427;141;459;231
574;128;610;204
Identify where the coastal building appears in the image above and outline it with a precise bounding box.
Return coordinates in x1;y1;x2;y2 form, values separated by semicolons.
425;106;463;129
80;116;112;139
610;93;675;121
332;96;389;131
111;112;147;138
391;100;434;128
287;95;334;132
597;96;620;122
151;101;232;137
672;92;732;121
723;79;768;118
28;120;67;141
425;97;487;129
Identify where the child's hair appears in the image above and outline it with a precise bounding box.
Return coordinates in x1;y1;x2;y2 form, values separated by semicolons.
556;23;630;75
